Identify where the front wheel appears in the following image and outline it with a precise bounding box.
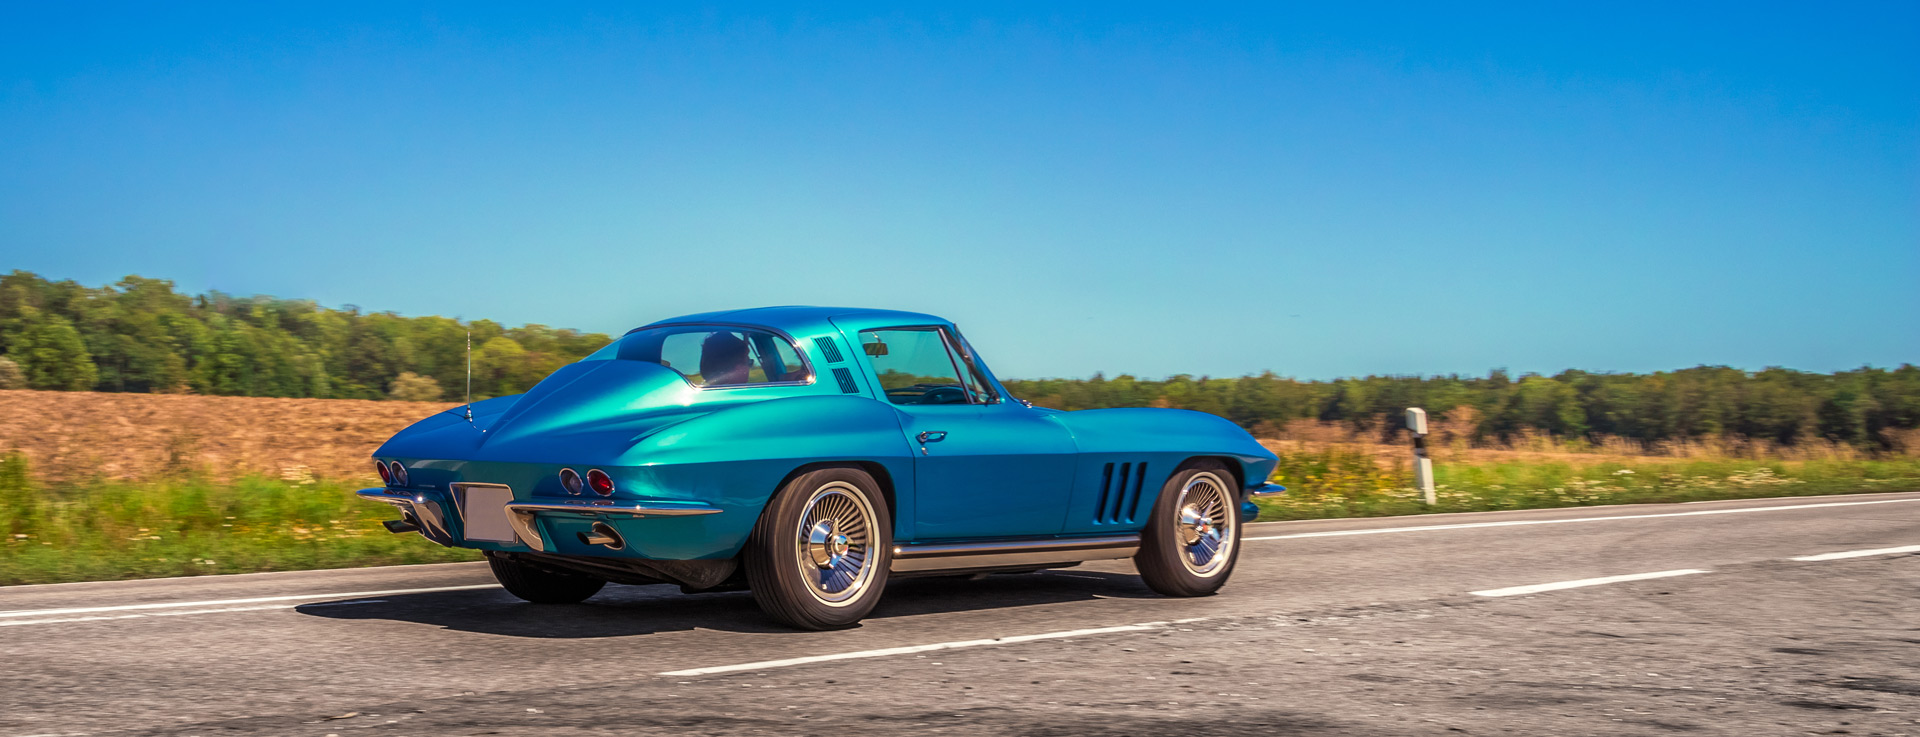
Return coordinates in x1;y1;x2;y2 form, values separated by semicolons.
744;467;893;630
487;553;607;604
1135;460;1241;597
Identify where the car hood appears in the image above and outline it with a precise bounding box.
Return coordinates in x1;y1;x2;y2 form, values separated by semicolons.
374;360;713;464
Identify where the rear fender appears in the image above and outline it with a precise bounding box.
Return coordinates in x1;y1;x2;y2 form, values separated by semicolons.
621;395;918;547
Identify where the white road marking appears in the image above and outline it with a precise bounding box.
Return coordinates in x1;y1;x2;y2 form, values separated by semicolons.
0;584;496;620
1790;544;1920;562
659;622;1169;677
1245;498;1919;542
1470;569;1709;598
0;600;399;628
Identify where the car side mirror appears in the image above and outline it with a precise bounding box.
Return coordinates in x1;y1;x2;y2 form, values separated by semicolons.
863;342;888;357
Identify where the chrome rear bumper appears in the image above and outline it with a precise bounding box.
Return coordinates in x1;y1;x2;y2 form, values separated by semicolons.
355;487;721;552
356;487;456;546
499;498;720;551
1249;483;1288;497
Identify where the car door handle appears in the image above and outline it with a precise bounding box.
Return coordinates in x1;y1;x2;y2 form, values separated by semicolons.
917;431;948;444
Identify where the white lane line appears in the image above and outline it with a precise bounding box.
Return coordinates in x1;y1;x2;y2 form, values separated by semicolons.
0;604;305;627
659;622;1167;677
0;584;497;619
1245;498;1920;542
0;600;397;628
1470;569;1709;598
1791;544;1920;562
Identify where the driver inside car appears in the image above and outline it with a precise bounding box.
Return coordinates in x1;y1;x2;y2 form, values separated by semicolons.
699;332;754;386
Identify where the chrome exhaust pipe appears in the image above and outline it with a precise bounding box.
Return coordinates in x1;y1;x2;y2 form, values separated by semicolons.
578;521;625;551
382;518;420;534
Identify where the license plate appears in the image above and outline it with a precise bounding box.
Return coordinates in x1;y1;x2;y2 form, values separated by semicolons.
458;485;517;543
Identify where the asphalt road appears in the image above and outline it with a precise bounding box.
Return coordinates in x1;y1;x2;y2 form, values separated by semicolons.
2;491;1916;736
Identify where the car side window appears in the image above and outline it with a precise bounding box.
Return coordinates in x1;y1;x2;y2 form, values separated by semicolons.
746;332;807;383
658;333;708;379
859;328;971;405
583;325;811;388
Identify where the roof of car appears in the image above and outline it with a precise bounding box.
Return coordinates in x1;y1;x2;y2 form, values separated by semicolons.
634;306;950;335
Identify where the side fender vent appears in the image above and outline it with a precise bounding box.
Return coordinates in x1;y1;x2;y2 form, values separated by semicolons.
1093;462;1149;525
814;336;845;364
832;367;859;394
1125;462;1148;521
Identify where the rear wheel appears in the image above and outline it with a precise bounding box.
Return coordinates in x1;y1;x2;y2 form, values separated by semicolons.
1135;460;1241;597
487;553;607;604
744;467;892;630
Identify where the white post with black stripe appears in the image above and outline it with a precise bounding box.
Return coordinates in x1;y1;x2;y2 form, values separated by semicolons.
1407;407;1436;505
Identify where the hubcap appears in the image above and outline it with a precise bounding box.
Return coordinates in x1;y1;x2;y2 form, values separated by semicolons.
1174;472;1235;577
806;521;854;569
794;482;877;605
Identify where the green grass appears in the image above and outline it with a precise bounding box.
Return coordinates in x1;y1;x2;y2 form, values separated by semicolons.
1255;447;1920;521
0;452;478;585
3;449;1916;586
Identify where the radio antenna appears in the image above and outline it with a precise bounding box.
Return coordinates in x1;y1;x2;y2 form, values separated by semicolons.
463;329;474;423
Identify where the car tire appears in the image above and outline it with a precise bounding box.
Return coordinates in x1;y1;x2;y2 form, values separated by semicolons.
487;553;607;604
744;466;893;630
1135;460;1242;597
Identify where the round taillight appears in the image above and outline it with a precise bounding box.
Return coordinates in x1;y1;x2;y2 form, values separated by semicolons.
375;461;392;484
388;461;409;487
559;468;584;495
586;469;614;496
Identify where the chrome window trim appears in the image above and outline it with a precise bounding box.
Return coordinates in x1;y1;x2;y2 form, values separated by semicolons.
607;321;818;391
944;325;1002;405
933;327;982;404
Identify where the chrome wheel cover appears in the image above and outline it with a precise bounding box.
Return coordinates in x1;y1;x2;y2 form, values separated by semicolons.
793;481;878;606
1174;472;1235;577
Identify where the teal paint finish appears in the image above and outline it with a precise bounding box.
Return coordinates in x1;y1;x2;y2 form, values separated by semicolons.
366;306;1277;564
620;396;919;544
1051;408;1279;536
888;402;1078;539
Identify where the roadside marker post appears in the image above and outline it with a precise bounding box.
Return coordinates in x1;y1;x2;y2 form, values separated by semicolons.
1407;407;1436;505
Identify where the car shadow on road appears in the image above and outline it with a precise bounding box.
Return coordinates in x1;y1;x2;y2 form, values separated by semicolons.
297;568;1156;638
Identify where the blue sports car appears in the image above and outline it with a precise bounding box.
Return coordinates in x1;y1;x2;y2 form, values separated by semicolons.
361;307;1283;629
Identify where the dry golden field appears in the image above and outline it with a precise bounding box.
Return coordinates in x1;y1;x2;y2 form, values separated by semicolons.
3;390;1915;585
0;389;459;482
1257;416;1904;467
0;390;1907;484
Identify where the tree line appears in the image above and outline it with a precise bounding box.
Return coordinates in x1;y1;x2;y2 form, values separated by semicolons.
1003;366;1919;449
3;271;1914;448
0;271;611;401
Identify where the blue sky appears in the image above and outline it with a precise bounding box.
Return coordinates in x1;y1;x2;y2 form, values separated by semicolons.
2;3;1914;380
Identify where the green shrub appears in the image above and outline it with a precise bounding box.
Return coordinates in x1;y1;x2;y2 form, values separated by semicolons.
0;454;477;585
1255;452;1920;521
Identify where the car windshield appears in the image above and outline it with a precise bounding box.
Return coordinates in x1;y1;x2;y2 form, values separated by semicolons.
582;325;808;387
